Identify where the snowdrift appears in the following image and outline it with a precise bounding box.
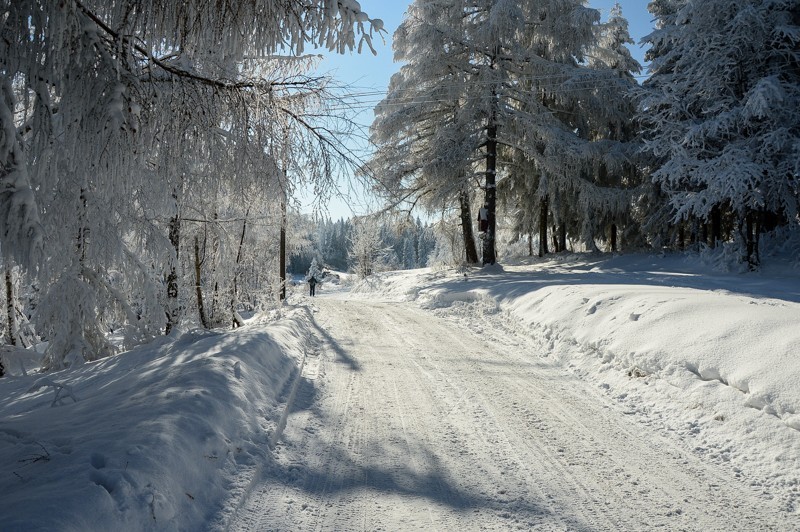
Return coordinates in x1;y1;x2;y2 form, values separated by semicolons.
0;307;312;531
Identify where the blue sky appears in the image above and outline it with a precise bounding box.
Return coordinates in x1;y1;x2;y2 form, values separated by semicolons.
304;1;656;219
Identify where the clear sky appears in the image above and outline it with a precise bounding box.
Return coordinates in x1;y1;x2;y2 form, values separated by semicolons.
302;1;656;220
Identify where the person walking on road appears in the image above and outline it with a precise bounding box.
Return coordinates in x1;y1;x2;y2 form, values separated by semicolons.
308;275;318;297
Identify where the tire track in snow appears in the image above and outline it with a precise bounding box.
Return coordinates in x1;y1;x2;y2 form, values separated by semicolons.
431;299;792;530
392;307;608;530
226;296;794;531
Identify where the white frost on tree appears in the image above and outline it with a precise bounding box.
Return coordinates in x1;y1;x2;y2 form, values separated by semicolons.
640;0;800;266
371;0;643;263
348;216;388;279
0;1;383;369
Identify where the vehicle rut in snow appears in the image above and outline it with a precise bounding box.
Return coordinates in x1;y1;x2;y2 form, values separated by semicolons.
227;296;790;531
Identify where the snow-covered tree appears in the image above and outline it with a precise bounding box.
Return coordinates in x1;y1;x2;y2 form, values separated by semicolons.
307;258;323;282
349;216;389;278
370;0;481;264
372;0;642;264
640;0;800;266
0;1;383;369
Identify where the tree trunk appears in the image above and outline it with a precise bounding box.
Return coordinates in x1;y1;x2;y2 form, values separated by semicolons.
710;204;721;247
482;88;498;265
165;185;182;335
610;223;618;252
5;267;16;347
280;199;287;301
165;212;181;334
552;227;559;253
538;197;549;258
209;211;221;323
744;211;759;270
194;235;210;328
0;302;4;368
77;188;89;263
558;223;567;252
459;190;479;264
231;211;248;328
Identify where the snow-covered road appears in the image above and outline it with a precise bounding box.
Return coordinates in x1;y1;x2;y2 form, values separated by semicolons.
229;294;789;531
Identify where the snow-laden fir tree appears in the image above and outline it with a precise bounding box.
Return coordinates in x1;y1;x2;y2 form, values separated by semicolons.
497;0;642;256
372;0;642;264
640;0;800;266
370;0;482;264
349;216;389;278
307;258;323;282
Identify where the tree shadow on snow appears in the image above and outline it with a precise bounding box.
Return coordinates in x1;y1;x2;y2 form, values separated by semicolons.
306;311;362;372
458;255;800;304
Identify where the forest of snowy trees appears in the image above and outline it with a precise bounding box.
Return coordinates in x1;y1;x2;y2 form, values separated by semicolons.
370;0;799;267
0;0;385;371
1;0;798;374
287;216;437;276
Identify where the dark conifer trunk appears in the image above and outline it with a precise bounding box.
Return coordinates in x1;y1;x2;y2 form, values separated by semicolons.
165;186;182;335
165;214;181;334
482;113;498;265
538;197;549;258
280;200;287;300
743;211;760;270
610;223;618;252
459;191;479;264
5;267;16;348
710;204;722;247
231;211;248;328
76;188;89;263
552;227;559;253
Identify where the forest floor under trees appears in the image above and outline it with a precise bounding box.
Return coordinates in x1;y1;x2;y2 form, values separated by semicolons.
1;252;799;530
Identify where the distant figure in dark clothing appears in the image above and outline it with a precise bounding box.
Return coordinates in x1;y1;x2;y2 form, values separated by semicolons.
308;276;317;296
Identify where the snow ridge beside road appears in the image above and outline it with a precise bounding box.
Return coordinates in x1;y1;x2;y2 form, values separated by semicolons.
0;308;314;531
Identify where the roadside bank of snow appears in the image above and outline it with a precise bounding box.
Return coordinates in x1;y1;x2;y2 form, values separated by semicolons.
0;306;312;531
351;253;800;515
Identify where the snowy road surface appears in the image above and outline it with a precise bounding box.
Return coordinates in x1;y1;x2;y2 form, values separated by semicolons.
229;294;789;531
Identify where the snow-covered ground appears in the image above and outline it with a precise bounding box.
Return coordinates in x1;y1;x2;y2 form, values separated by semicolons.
1;253;799;530
352;254;800;516
0;308;314;531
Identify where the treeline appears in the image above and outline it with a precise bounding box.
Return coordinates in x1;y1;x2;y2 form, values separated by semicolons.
288;216;438;275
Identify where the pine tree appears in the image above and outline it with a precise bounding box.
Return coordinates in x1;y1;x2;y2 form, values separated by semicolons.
349;216;388;278
372;0;641;264
641;0;800;267
370;0;483;264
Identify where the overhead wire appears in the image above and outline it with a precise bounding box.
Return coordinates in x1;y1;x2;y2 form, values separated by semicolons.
319;72;650;113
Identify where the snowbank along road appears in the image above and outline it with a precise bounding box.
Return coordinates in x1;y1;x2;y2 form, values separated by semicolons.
228;292;793;531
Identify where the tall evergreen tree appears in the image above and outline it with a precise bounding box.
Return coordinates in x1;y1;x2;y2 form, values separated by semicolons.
370;0;481;264
641;0;800;266
372;0;641;264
